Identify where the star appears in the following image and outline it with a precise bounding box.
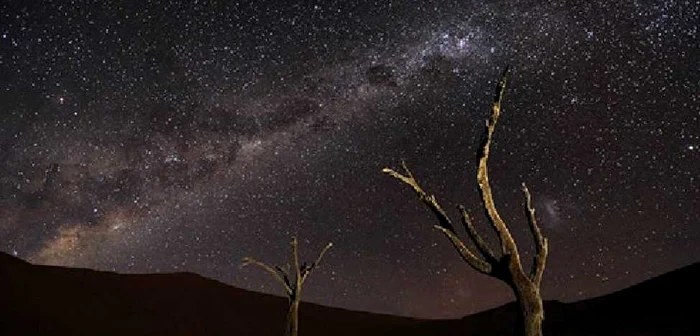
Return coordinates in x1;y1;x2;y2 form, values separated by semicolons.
0;0;697;319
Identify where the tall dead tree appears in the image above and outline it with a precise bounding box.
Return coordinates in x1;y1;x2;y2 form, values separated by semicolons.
242;237;332;336
382;67;548;336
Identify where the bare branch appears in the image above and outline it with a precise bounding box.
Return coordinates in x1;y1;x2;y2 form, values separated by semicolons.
493;65;510;106
291;237;301;289
522;183;548;286
400;159;415;180
433;225;492;275
382;66;549;336
382;164;457;233
458;205;498;262
241;257;293;295
476;67;520;261
243;237;333;336
312;242;333;269
301;242;333;284
274;265;293;289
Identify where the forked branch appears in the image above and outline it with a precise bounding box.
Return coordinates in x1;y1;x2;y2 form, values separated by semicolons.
241;237;332;298
382;66;550;336
241;257;293;295
382;163;492;275
241;237;333;336
301;241;333;284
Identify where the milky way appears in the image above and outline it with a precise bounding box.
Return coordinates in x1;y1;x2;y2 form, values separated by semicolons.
1;0;698;318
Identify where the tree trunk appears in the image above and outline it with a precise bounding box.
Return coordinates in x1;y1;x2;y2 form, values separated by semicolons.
382;67;550;336
512;283;544;336
285;299;300;336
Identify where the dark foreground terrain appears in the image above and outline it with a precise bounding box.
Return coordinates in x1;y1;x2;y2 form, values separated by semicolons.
0;252;696;335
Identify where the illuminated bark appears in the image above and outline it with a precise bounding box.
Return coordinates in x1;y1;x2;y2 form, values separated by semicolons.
383;67;548;336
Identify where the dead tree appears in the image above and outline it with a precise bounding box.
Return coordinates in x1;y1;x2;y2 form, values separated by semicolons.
242;237;332;336
382;67;548;336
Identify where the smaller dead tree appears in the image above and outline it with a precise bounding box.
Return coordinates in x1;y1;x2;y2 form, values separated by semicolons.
242;237;332;336
382;67;548;336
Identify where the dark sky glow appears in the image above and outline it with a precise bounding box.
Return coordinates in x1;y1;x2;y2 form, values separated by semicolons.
1;0;698;319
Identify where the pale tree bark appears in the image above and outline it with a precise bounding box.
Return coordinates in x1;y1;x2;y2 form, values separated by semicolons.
242;237;332;336
383;67;548;336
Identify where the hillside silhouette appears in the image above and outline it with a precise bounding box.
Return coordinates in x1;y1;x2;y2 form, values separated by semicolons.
0;252;696;335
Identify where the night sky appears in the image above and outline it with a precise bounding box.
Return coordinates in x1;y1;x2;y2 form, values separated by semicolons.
1;0;698;319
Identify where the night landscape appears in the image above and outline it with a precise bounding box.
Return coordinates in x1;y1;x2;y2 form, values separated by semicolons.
1;1;698;335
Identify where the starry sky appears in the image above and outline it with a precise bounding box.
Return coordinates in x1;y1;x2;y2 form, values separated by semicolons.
1;0;698;319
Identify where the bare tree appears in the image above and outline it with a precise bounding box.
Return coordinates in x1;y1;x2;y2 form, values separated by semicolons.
382;67;548;336
242;237;333;336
